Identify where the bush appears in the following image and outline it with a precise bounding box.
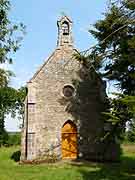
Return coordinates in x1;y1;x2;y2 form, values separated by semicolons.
11;150;21;162
7;132;21;146
0;130;9;147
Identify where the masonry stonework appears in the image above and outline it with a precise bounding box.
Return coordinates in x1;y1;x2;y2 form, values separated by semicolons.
21;16;119;162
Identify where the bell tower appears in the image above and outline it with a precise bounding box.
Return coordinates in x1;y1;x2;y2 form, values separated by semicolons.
57;16;73;48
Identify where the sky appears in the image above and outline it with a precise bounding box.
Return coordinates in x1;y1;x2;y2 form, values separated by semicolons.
3;0;109;131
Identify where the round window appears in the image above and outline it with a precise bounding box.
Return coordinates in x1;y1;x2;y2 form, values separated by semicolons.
63;85;75;98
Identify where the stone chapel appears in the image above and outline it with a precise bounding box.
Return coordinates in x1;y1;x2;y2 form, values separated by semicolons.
21;16;119;162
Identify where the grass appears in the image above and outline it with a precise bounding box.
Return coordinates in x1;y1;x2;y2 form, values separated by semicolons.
0;144;135;180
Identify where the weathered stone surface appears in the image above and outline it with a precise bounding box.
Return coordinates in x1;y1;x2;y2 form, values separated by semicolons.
21;16;119;162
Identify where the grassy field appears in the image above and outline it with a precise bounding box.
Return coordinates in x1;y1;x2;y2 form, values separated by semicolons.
0;144;135;180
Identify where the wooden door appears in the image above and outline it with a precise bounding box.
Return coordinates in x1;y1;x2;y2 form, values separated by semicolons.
62;121;77;159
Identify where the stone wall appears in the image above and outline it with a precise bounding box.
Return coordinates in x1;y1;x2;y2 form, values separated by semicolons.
21;45;112;161
21;16;120;162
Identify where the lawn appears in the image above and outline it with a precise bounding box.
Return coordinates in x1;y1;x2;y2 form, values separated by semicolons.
0;144;135;180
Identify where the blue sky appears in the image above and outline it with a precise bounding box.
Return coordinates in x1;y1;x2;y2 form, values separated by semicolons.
4;0;109;131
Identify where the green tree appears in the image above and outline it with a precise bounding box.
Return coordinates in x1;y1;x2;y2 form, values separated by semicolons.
0;85;27;146
0;86;17;146
0;0;25;146
75;0;135;141
89;0;135;94
0;0;25;64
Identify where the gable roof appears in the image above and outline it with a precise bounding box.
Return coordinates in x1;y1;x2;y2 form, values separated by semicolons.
57;15;72;23
28;50;56;83
28;47;103;85
28;48;77;84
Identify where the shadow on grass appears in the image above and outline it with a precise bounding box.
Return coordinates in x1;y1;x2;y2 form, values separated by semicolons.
11;150;21;162
71;156;135;180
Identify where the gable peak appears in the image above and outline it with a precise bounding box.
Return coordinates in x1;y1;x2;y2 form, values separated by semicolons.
58;15;72;24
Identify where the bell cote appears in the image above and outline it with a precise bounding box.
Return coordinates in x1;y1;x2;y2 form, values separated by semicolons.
57;16;73;48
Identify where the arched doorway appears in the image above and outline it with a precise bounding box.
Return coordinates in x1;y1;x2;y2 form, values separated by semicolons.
61;120;77;159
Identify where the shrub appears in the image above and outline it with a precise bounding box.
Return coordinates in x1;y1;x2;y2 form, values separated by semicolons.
11;150;21;162
7;132;21;146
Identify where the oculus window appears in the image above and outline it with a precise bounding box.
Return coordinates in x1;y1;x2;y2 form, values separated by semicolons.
63;85;75;98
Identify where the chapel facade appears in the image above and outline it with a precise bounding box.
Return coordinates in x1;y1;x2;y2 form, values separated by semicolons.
21;16;119;162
